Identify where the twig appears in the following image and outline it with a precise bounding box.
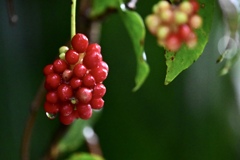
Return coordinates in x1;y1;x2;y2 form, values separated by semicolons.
83;126;103;156
21;80;46;160
6;0;18;25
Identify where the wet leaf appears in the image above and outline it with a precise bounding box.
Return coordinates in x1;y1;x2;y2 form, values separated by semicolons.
90;0;119;17
66;152;104;160
57;112;100;154
119;4;150;91
164;0;215;85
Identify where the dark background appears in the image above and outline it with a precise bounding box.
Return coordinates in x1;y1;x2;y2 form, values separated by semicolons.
1;0;240;159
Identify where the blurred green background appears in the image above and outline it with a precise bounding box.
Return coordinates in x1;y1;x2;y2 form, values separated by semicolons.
1;0;240;160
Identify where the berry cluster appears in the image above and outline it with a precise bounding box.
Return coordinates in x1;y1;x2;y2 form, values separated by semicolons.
43;33;109;125
145;0;202;52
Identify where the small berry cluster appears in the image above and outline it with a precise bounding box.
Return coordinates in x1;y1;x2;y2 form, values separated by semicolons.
43;33;109;125
145;0;202;52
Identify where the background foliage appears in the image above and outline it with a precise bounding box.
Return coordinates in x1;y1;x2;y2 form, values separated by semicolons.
1;0;240;160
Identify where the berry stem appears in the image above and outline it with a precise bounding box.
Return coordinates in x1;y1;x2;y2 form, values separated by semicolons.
71;0;77;39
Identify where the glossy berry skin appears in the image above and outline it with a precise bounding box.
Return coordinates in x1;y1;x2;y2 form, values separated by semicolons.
92;83;106;98
53;59;68;73
83;74;96;88
77;104;92;119
43;33;108;124
86;43;101;53
90;98;104;109
62;69;73;82
46;73;61;89
57;84;73;102
65;49;79;65
44;102;59;113
73;63;87;78
43;64;54;76
46;91;58;104
70;77;82;89
83;50;102;69
59;112;75;125
71;33;89;53
98;61;109;72
90;67;108;83
76;87;92;104
59;103;73;116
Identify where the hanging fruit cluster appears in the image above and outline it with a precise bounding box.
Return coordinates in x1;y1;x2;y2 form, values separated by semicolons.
43;33;109;125
145;0;202;52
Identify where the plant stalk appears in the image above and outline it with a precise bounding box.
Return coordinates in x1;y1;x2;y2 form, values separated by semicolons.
71;0;77;39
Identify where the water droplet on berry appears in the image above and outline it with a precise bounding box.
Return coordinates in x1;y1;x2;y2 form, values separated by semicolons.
46;112;56;119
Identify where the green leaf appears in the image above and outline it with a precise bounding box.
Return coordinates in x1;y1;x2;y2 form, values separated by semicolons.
57;112;100;154
164;1;215;85
119;4;150;91
66;152;104;160
90;0;119;17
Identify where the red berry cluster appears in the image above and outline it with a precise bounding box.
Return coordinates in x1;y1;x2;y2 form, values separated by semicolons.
145;0;202;52
43;33;109;125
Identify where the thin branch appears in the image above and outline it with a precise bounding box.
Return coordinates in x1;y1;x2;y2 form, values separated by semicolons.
6;0;18;25
71;0;77;39
21;80;46;160
83;126;103;156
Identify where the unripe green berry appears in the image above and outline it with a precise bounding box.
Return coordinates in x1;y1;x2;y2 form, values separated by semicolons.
159;9;173;23
152;4;159;14
157;26;170;40
174;10;188;25
59;46;69;54
189;15;202;29
59;53;65;60
179;1;193;15
158;1;170;11
145;14;161;34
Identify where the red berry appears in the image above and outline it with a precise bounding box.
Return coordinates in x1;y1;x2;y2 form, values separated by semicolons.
43;64;54;76
92;83;106;98
62;69;73;82
178;24;192;41
165;34;181;52
76;87;92;104
44;82;52;91
90;67;108;83
73;63;87;78
86;43;101;53
70;77;82;89
83;50;102;69
46;73;61;89
59;112;75;125
98;61;109;72
77;104;92;119
65;49;79;65
59;102;73;116
190;0;200;13
53;59;68;73
90;98;104;110
83;74;96;88
57;84;73;102
46;91;58;103
44;102;59;113
71;33;89;53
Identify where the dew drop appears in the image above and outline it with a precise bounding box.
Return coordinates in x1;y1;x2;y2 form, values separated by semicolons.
46;112;57;119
